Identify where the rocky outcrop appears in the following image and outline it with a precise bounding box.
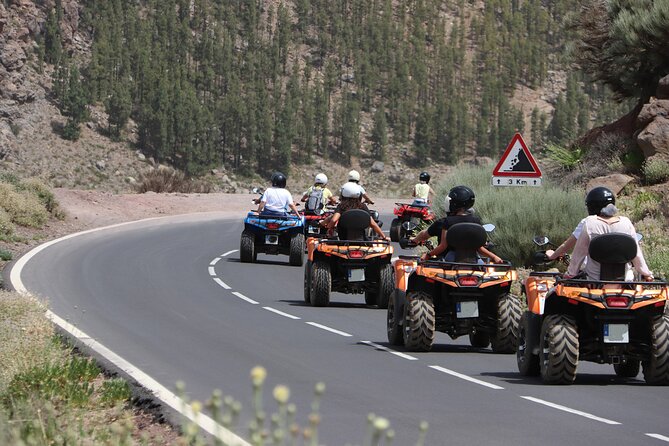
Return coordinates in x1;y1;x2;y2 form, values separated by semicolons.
586;174;634;196
635;78;669;159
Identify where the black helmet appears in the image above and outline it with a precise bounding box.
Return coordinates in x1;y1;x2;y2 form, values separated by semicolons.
419;171;431;183
585;186;615;215
271;172;287;188
447;185;475;212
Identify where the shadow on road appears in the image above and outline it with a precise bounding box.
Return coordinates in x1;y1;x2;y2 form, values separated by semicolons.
481;371;645;387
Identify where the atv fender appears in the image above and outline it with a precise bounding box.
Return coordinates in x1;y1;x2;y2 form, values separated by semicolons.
407;274;436;295
526;312;542;356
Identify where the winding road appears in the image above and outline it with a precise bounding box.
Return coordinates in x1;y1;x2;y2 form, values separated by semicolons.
8;213;669;445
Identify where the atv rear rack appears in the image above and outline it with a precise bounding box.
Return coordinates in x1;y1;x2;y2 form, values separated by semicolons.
318;239;390;246
420;259;513;270
557;278;668;290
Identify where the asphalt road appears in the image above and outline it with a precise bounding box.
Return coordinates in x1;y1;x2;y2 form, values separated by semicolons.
10;213;669;445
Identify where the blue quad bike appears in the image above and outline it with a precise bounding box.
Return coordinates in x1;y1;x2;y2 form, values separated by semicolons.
240;212;305;266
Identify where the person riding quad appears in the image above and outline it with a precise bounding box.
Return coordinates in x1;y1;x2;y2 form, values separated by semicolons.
343;170;374;205
323;183;388;241
410;185;502;263
412;171;435;206
301;173;337;212
566;186;653;281
545;217;586;262
256;172;301;217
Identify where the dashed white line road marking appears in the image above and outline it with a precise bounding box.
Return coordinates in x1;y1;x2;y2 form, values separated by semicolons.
521;396;621;425
306;322;352;337
208;266;217;276
213;278;231;290
210;257;221;266
647;434;669;442
360;341;418;360
429;365;504;390
263;307;300;320
232;291;258;305
222;250;238;257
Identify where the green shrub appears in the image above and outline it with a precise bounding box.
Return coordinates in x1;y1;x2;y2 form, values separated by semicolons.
618;191;662;222
544;143;585;170
0;183;49;228
136;167;214;193
18;178;61;216
0;209;14;240
434;165;584;267
100;378;131;406
0;250;11;261
643;157;669;185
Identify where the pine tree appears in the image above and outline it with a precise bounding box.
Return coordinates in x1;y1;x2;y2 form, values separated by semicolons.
371;106;388;161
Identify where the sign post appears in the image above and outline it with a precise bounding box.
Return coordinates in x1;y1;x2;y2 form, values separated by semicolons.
491;133;542;187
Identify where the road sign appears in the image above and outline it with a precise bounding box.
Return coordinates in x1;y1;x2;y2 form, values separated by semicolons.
491;133;542;187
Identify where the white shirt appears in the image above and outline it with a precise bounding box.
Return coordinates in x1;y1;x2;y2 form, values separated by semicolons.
261;187;294;213
572;218;585;239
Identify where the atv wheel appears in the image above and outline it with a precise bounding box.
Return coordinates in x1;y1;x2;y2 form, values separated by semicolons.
403;291;435;352
540;314;579;384
642;315;669;385
240;230;256;263
517;312;540;376
390;218;401;242
469;331;490;348
303;261;312;304
614;360;640;378
491;293;522;353
376;263;394;309
289;233;305;266
387;291;404;345
310;261;331;307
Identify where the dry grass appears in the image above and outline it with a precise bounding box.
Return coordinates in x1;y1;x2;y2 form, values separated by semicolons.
136;167;214;194
0;183;50;228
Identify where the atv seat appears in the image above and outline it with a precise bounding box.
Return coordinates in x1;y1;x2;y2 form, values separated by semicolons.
588;233;637;281
446;222;487;263
338;209;371;241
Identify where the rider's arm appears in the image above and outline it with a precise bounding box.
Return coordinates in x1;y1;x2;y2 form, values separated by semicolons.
566;231;590;277
257;201;265;213
411;229;430;244
424;229;448;259
370;218;389;240
301;193;308;202
362;192;374;205
478;246;502;264
412;185;417;197
547;234;577;260
327;212;341;230
289;202;301;217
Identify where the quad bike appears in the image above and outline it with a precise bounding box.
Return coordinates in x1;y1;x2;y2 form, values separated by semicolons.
517;233;669;385
303;205;336;240
389;202;435;242
388;222;521;352
304;209;394;308
240;188;305;266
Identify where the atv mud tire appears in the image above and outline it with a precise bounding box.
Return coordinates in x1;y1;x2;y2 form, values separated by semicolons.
303;261;312;304
642;315;669;385
240;230;256;263
614;360;640;378
310;261;331;307
491;293;522;353
403;291;435;352
289;233;305;266
517;312;540;376
540;314;579;384
387;291;404;346
376;263;394;309
390;218;401;242
468;331;490;349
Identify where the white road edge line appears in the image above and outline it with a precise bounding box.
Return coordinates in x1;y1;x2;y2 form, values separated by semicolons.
646;434;669;442
222;250;238;257
232;291;259;305
210;257;221;266
360;341;418;360
208;266;217;276
263;307;300;320
305;322;353;337
521;396;621;425
9;219;251;446
214;278;231;290
429;365;504;390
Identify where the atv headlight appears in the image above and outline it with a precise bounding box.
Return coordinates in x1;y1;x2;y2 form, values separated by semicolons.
402;265;416;274
537;283;548;292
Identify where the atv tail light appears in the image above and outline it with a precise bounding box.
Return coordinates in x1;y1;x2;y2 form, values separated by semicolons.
266;223;280;230
349;250;365;259
605;296;630;308
458;276;479;287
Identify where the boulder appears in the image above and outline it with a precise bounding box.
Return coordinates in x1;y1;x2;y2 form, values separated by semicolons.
586;174;634;196
0;41;26;71
657;74;669;100
636;100;669;129
370;160;385;173
474;156;493;166
637;116;669;158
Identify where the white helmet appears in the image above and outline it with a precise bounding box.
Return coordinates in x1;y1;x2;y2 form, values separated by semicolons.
348;170;360;182
314;173;328;185
341;182;362;198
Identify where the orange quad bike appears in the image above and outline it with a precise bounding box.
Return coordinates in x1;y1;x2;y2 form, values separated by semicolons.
304;209;394;308
517;233;669;385
388;222;521;352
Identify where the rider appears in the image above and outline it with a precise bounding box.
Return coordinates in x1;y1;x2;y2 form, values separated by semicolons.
323;183;388;241
566;186;653;281
301;173;337;210
411;185;502;263
256;172;301;217
344;170;374;205
412;171;435;206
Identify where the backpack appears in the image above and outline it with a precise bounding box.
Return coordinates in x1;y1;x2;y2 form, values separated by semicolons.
305;187;325;213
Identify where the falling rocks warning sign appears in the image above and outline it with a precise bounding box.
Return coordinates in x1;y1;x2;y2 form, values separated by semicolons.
491;133;542;187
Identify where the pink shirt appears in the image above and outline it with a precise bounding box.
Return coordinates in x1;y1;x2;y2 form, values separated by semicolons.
567;215;652;280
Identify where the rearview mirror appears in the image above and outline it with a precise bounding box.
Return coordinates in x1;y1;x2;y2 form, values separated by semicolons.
402;221;418;231
636;233;643;242
252;187;262;194
482;223;495;232
533;236;549;246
